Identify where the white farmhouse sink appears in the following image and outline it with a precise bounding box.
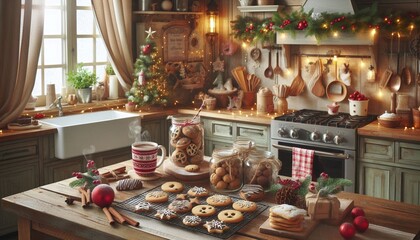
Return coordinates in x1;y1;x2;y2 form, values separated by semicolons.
40;110;140;159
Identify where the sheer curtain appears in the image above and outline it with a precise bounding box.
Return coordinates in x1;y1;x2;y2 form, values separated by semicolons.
0;0;44;129
91;0;133;92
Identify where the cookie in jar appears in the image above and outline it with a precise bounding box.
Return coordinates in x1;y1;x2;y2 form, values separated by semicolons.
210;148;242;192
169;115;204;167
244;150;281;190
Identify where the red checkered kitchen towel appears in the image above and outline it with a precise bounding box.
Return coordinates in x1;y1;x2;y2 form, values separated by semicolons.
292;147;314;179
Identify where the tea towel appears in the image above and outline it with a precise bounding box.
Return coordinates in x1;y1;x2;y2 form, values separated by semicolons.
292;147;314;179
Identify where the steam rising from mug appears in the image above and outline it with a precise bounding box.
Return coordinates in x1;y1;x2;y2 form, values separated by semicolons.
128;119;151;142
82;145;96;161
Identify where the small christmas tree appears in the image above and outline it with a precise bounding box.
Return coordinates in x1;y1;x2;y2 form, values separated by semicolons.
126;27;169;106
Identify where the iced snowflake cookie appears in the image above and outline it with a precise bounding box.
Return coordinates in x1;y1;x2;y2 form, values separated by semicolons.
203;220;229;234
232;200;257;212
134;201;151;213
145;191;169;203
155;208;177;220
206;194;232;207
182;215;202;227
187;186;209;197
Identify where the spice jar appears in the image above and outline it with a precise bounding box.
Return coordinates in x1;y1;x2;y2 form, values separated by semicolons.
210;148;243;192
168;115;204;167
244;150;281;190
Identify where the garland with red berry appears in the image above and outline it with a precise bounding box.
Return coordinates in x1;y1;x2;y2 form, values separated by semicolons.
69;160;101;191
309;172;352;197
231;3;420;44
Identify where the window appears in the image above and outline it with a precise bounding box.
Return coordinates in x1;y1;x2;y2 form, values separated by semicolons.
33;0;107;98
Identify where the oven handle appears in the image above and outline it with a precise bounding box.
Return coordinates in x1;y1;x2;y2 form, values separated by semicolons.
272;144;350;159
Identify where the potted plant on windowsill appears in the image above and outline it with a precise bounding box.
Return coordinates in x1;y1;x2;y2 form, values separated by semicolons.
67;64;97;103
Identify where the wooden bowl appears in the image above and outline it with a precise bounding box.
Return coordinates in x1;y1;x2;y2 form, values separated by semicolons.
378;117;402;128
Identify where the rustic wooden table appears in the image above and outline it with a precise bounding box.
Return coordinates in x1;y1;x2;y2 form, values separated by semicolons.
2;159;420;240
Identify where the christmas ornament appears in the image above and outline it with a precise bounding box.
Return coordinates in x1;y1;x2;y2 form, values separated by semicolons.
339;222;356;239
353;216;369;232
91;184;115;208
142;44;152;55
351;207;365;219
145;27;156;39
296;20;308;30
138;70;145;86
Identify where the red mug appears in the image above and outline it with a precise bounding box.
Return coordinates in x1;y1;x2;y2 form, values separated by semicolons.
132;142;166;175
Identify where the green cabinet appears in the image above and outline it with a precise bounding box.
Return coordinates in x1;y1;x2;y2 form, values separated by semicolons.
358;136;420;205
358;162;395;200
202;117;270;156
141;118;169;150
0;137;44;235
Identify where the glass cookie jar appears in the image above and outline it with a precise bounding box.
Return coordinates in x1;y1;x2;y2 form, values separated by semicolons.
168;115;204;167
233;139;256;161
244;150;281;190
209;148;243;192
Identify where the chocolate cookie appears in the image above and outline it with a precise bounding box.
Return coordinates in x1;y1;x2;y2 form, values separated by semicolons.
168;200;192;213
239;184;265;202
116;179;143;191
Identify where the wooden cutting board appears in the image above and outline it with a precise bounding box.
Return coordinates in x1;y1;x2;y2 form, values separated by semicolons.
163;159;209;181
259;216;318;240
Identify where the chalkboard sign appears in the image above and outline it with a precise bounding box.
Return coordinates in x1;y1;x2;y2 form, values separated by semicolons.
163;22;191;62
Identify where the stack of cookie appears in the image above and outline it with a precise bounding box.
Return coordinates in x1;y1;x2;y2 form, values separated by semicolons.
170;124;204;167
269;204;307;232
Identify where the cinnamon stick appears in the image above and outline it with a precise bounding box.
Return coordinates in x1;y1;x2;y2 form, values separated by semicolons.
108;207;126;224
86;188;91;204
78;188;89;207
102;208;115;225
101;166;126;178
119;212;140;227
79;190;87;208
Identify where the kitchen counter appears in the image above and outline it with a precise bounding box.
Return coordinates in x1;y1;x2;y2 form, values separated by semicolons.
2;159;419;240
0;124;57;142
358;121;420;142
1;107;275;142
178;108;277;125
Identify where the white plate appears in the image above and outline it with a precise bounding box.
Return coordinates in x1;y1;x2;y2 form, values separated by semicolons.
8;123;42;130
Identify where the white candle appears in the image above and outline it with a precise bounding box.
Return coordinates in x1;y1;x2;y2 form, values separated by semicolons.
108;76;119;100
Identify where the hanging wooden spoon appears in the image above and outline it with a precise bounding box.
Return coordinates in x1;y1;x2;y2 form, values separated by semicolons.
401;40;412;85
264;48;274;79
274;48;282;76
289;55;305;96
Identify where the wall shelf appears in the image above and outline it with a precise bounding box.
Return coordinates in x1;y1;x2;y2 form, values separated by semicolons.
133;11;204;15
237;5;282;13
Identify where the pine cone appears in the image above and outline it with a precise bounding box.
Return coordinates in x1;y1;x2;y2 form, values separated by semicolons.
275;186;298;205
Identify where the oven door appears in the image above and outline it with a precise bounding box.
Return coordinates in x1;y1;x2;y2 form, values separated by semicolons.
272;141;355;192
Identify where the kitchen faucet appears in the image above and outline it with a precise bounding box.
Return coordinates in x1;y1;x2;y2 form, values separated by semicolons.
49;96;63;117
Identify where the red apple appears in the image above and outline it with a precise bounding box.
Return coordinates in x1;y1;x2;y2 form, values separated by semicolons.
91;184;115;208
353;216;369;232
339;222;356;239
351;207;365;219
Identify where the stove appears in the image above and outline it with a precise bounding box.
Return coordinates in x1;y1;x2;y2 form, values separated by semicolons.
270;109;376;192
271;109;376;151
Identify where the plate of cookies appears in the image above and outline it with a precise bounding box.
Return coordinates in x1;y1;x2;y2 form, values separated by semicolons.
116;182;268;239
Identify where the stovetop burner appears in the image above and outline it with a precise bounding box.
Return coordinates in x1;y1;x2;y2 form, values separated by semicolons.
274;109;376;129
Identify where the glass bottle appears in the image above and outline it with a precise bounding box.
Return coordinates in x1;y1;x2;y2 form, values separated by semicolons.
175;0;188;11
168;115;204;167
210;148;243;192
244;150;282;190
